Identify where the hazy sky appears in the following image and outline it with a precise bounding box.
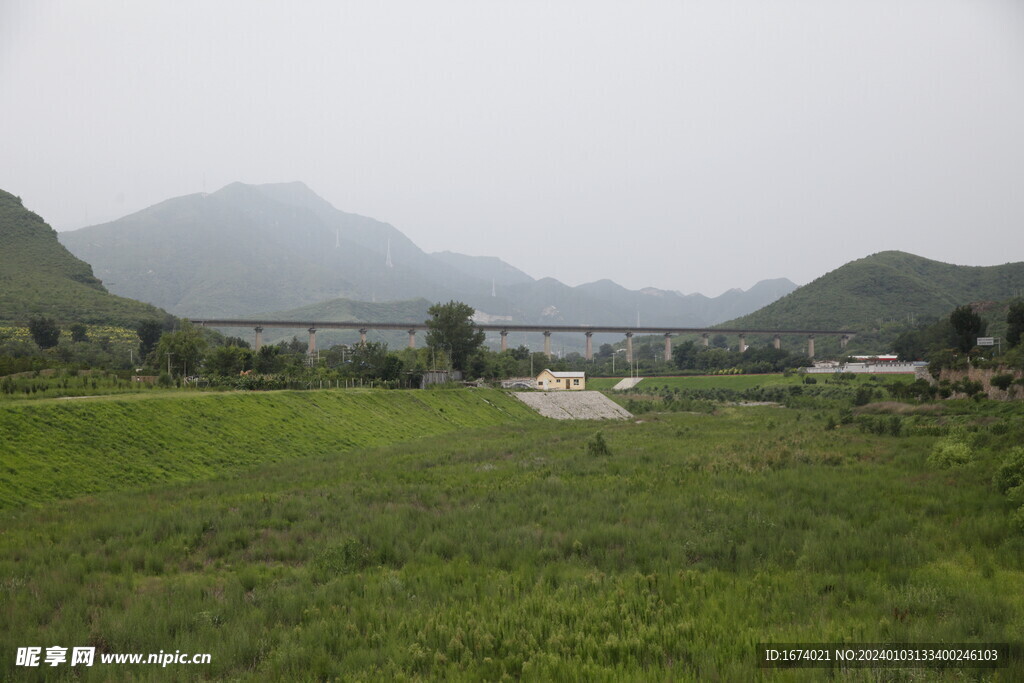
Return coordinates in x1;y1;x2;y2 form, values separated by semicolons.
2;1;1023;296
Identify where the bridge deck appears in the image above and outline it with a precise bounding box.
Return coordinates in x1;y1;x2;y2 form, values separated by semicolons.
192;319;856;336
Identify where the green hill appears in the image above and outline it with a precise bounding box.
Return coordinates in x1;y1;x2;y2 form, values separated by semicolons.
0;189;168;326
725;251;1024;332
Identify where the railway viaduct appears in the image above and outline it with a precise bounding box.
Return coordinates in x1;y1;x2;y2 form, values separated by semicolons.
193;319;856;362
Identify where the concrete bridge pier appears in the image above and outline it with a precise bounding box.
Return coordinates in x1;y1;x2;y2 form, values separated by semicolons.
543;331;552;358
701;333;710;347
773;334;781;350
359;328;368;345
585;331;594;360
840;334;850;350
254;326;263;352
407;329;416;349
807;335;815;359
625;332;634;363
739;334;747;353
664;333;672;362
500;330;508;352
307;327;317;355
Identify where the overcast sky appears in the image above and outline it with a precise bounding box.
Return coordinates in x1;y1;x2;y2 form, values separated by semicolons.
2;1;1023;297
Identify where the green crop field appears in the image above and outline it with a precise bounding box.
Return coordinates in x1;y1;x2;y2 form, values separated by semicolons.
3;386;1024;680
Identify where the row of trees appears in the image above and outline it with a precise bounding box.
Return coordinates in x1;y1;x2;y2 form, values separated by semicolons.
14;299;819;383
672;341;811;373
895;302;1024;361
128;301;497;382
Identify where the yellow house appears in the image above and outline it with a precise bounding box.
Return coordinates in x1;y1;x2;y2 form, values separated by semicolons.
536;369;585;391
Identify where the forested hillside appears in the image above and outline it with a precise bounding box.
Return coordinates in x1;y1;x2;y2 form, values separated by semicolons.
0;189;167;326
726;251;1024;332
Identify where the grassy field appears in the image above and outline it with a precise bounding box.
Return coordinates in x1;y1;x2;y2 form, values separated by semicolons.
3;390;1024;680
593;373;917;392
0;388;540;508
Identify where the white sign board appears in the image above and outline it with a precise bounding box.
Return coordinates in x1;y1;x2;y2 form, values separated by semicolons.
977;337;995;346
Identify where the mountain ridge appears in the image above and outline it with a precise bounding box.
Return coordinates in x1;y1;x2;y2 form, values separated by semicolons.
58;182;796;327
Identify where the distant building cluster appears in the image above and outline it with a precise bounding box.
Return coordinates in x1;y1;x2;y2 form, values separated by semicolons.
804;357;927;375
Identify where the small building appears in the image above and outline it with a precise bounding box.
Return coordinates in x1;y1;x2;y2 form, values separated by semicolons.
536;369;585;391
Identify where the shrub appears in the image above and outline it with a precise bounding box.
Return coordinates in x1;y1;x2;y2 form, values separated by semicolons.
994;447;1024;495
928;429;973;468
990;374;1015;392
586;433;612;457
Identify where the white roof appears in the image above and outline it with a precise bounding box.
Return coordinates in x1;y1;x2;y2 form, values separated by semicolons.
540;370;585;378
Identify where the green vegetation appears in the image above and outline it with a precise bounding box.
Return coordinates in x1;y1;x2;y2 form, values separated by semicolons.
0;324;151;375
425;300;486;373
0;369;156;401
3;396;1024;679
638;373;803;391
0;189;169;327
0;388;540;508
724;251;1024;354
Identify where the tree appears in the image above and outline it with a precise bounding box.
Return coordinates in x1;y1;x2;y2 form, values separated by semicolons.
510;345;531;361
137;320;164;362
28;316;61;349
672;341;699;370
425;301;485;373
1007;301;1024;348
70;323;89;343
151;320;207;376
205;345;253;376
949;305;986;353
345;342;401;380
253;345;285;374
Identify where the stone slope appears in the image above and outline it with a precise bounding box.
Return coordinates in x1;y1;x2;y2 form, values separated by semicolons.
512;391;632;420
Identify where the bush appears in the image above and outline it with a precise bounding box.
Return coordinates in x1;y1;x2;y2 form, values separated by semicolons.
990;374;1015;392
853;386;873;407
586;433;612;457
855;415;903;437
928;429;973;468
994;447;1024;495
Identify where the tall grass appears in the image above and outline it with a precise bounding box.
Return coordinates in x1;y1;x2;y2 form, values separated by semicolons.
2;404;1023;679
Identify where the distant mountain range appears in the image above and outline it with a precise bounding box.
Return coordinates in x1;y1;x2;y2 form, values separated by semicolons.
59;182;796;327
723;250;1024;332
0;189;167;326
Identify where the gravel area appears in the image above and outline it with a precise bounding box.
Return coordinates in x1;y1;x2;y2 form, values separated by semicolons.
512;391;633;420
